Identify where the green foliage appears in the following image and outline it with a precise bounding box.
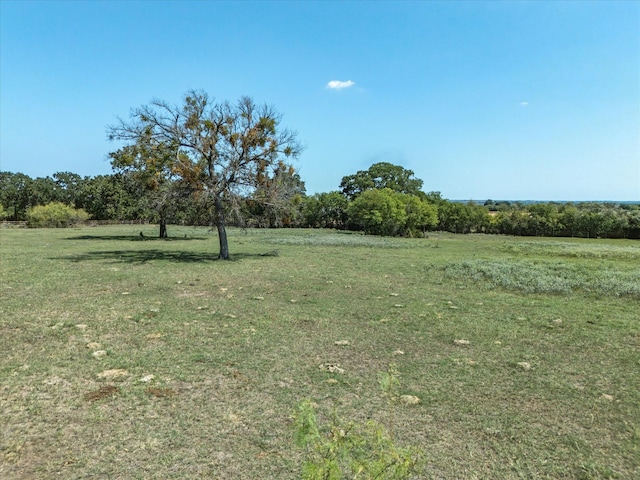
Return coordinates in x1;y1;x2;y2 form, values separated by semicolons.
379;363;402;402
0;171;32;220
109;140;189;237
26;202;89;228
340;162;424;200
302;191;349;229
347;188;407;236
437;201;489;234
293;400;421;479
108;91;303;258
346;188;437;237
77;174;144;221
0;203;8;220
3;160;640;241
400;193;438;236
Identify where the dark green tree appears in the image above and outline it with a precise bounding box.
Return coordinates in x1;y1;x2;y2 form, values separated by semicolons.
0;172;32;220
53;172;86;207
302;191;349;229
29;176;59;207
78;174;141;221
340;162;423;200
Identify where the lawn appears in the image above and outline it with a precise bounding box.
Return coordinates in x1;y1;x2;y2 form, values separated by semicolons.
1;226;638;479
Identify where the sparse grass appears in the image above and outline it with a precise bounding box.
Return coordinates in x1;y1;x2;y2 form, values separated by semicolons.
1;226;639;478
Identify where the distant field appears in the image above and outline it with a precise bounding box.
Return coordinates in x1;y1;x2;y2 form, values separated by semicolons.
1;226;638;479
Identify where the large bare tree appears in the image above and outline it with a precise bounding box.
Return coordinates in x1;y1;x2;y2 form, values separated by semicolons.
107;90;302;259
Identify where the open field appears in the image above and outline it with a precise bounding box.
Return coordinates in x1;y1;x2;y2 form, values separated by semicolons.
1;226;639;479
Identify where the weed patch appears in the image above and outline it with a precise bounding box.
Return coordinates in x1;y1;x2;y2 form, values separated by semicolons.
441;259;640;297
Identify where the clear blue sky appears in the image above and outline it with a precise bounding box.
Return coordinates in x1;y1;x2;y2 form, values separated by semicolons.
1;0;638;201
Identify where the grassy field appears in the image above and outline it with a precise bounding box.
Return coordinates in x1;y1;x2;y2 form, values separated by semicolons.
1;226;638;479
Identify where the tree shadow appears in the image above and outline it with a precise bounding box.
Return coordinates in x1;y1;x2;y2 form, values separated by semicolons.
66;235;208;242
54;249;273;264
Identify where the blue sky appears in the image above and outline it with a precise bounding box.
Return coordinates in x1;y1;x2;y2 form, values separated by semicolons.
1;0;638;201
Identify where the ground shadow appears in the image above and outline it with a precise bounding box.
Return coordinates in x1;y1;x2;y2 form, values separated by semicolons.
53;249;275;264
66;235;208;242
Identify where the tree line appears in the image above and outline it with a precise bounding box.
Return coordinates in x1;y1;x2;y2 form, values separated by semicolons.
2;91;639;253
2;164;638;239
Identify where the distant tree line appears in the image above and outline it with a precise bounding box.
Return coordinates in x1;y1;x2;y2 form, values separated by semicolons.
2;163;638;239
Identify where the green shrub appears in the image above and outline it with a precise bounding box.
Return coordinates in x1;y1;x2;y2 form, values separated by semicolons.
26;202;89;228
293;399;422;479
346;188;437;237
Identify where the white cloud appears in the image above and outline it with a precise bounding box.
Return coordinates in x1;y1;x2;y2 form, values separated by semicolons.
326;80;355;90
520;101;529;107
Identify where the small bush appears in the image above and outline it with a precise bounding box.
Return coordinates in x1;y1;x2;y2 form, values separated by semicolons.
26;202;89;228
293;399;422;479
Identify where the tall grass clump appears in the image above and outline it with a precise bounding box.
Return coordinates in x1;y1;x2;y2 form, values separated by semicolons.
501;241;640;260
442;259;640;297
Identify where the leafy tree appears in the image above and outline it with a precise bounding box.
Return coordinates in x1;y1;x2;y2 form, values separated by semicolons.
302;191;349;229
347;188;407;236
340;162;423;200
29;176;60;207
527;203;561;236
437;201;489;234
558;205;580;237
346;188;438;237
625;208;640;239
0;172;33;220
77;174;142;221
400;193;438;236
422;190;445;205
577;210;609;238
108;91;302;259
110;140;189;237
53;172;86;207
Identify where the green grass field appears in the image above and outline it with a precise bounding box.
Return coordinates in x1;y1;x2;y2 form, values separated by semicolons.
1;226;638;479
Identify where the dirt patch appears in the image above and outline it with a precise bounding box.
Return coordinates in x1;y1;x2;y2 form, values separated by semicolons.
146;387;176;398
84;385;119;402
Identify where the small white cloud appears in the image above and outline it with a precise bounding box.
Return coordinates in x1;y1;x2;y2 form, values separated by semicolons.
520;101;529;107
326;80;355;90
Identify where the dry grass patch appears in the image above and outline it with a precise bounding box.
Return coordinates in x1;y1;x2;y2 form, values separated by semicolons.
83;385;119;402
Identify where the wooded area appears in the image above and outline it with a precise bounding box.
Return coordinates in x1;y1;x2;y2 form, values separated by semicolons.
2;167;638;239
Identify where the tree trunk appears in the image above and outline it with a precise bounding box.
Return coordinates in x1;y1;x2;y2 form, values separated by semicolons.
159;217;168;238
214;195;230;259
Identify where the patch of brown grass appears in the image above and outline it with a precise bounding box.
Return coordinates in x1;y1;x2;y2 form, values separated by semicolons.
83;385;119;402
146;387;176;398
